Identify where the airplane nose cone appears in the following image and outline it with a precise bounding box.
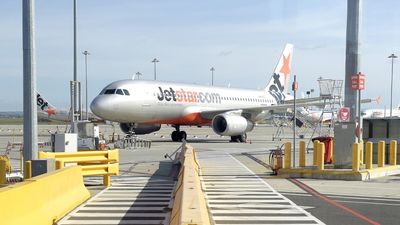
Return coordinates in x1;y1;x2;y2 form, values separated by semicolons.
90;96;106;118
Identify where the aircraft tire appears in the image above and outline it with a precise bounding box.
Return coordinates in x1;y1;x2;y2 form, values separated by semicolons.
230;136;239;142
238;133;247;143
178;131;187;141
171;131;179;142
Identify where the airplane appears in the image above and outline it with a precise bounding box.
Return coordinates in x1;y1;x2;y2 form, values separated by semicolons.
37;92;99;122
90;44;318;142
362;106;400;118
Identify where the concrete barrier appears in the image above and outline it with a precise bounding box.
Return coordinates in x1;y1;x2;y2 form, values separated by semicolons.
0;166;90;225
169;145;211;225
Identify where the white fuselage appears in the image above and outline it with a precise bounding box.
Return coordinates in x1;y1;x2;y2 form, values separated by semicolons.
90;80;282;125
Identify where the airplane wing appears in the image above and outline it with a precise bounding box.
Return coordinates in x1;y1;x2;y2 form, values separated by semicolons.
198;101;328;121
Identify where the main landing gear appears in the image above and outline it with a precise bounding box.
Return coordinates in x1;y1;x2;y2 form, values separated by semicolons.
230;133;247;143
171;125;187;142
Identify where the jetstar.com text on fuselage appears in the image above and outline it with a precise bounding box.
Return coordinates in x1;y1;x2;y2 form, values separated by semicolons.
157;87;221;104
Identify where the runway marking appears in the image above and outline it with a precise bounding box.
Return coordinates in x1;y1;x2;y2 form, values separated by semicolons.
288;178;381;225
58;176;175;225
197;150;325;225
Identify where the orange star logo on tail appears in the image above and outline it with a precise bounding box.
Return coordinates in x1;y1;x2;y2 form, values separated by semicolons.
45;107;56;117
279;53;291;87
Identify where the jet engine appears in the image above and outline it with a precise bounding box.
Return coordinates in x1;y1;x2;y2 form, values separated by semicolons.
212;114;254;136
120;123;161;135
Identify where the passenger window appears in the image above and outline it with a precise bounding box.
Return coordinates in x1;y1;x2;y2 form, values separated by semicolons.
123;89;130;95
104;89;116;94
116;89;124;95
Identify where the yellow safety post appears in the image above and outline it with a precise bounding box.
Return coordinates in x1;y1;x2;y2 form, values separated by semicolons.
24;161;32;179
284;143;291;169
0;160;6;184
313;140;320;166
56;160;64;170
365;142;373;169
299;141;306;167
378;141;385;167
317;142;325;170
390;140;397;165
360;140;364;164
103;175;111;187
352;143;360;172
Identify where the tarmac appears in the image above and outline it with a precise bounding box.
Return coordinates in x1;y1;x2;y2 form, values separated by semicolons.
1;124;399;224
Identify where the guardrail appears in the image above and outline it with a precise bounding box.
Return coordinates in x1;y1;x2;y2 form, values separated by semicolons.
38;149;119;186
169;145;211;225
116;136;152;150
0;166;90;225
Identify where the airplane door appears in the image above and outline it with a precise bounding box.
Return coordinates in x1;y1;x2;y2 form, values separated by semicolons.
139;89;156;119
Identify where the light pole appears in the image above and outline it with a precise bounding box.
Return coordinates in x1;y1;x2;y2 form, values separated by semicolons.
151;58;159;80
135;72;142;80
388;53;397;117
210;67;215;86
82;50;90;120
73;0;78;122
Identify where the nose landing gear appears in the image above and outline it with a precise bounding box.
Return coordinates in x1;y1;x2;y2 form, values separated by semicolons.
171;125;187;142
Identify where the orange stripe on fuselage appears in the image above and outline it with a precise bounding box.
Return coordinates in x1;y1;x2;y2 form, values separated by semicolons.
144;112;211;125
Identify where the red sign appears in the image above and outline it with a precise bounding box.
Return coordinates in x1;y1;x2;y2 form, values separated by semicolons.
338;107;350;122
292;81;298;91
351;73;365;90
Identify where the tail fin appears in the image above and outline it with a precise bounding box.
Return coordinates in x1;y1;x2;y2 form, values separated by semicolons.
37;92;57;117
265;43;294;95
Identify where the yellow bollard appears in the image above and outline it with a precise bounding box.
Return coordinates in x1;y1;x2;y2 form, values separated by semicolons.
390;140;397;165
284;143;291;169
56;160;64;170
317;142;325;170
103;174;111;186
365;142;373;169
378;141;385;167
352;143;360;172
359;140;364;164
24;161;32;179
313;140;320;166
299;141;306;167
0;160;6;184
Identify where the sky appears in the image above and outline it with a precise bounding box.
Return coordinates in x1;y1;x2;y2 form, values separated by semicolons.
0;0;399;111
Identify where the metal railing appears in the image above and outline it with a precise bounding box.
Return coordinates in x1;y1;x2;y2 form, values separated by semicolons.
117;135;152;150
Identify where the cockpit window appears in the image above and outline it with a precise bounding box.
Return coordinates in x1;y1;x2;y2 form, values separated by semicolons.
123;89;130;95
116;89;124;95
104;89;116;94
